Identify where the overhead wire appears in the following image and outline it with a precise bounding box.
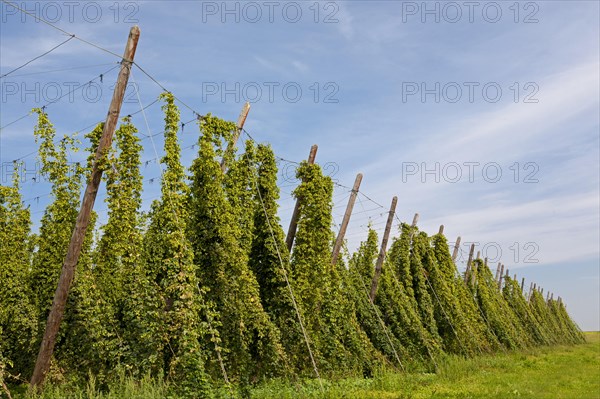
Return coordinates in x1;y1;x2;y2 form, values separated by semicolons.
0;64;120;132
0;35;76;79
0;0;125;60
6;62;118;78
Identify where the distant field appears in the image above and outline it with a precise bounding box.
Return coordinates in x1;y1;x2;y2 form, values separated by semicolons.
10;333;600;398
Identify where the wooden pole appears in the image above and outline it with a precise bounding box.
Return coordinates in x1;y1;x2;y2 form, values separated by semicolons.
438;224;444;235
285;144;318;252
470;255;478;286
331;173;363;265
411;213;419;227
520;277;525;294
497;264;505;290
30;26;141;388
494;262;501;282
464;243;475;283
484;257;488;267
452;236;461;262
476;250;481;260
220;101;251;172
369;196;398;302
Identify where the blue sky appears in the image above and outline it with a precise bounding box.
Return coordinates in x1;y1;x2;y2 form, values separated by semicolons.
1;1;598;330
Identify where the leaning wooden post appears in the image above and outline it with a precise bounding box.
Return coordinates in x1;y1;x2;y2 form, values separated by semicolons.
470;254;478;286
411;213;419;227
438;224;444;235
30;26;141;389
221;102;251;172
369;196;398;302
520;277;525;294
497;264;505;290
331;173;363;265
464;243;475;283
476;250;481;260
528;282;534;300
452;236;461;262
285;144;318;252
494;262;501;282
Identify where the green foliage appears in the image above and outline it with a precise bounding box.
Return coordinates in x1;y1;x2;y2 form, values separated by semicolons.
347;229;409;366
247;144;309;374
188;114;286;384
61;118;143;380
3;102;586;395
546;299;585;344
502;276;552;346
418;231;481;356
290;162;382;375
471;259;529;350
30;109;86;322
124;93;213;397
408;231;442;347
430;234;499;353
376;226;441;366
26;109;96;383
0;166;38;374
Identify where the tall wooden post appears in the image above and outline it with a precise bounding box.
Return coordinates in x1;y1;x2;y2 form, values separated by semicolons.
528;282;534;300
464;243;475;283
476;250;481;260
286;144;318;252
331;173;363;265
484;257;488;267
452;236;461;262
30;26;141;388
411;213;419;227
494;262;501;282
369;196;398;302
520;277;525;294
438;224;444;235
470;254;478;286
220;102;251;172
497;264;505;290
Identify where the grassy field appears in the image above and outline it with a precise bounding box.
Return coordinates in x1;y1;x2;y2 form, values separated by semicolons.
253;332;600;399
8;332;600;399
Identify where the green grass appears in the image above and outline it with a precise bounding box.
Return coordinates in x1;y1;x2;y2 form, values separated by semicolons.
7;333;599;399
252;332;600;399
